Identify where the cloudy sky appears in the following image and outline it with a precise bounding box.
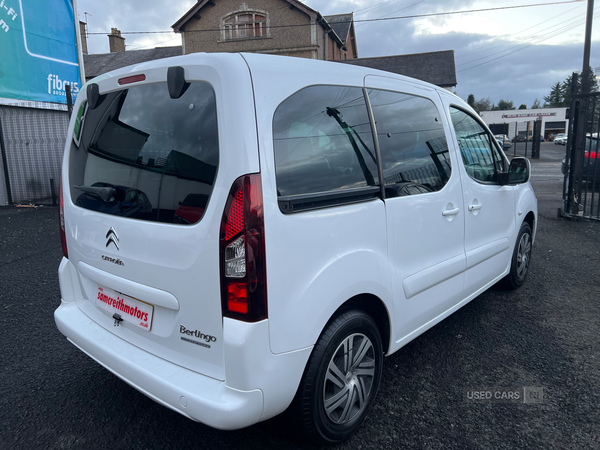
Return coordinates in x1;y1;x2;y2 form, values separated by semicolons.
77;0;600;108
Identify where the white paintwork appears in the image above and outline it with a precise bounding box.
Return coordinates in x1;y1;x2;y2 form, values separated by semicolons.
361;75;466;344
55;52;538;431
55;298;265;430
78;261;180;311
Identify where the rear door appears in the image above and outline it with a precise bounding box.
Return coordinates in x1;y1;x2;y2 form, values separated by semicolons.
63;55;258;380
364;76;466;343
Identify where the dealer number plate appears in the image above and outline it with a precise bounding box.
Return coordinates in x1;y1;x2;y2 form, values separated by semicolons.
95;285;153;331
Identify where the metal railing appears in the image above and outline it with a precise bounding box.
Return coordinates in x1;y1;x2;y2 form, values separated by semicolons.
561;90;600;221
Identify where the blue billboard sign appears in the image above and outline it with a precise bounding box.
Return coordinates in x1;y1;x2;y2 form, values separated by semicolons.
0;0;81;104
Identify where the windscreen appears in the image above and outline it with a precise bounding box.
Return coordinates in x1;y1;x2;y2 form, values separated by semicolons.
69;82;219;225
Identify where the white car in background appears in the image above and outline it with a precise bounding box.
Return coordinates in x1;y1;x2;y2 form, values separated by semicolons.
554;133;568;145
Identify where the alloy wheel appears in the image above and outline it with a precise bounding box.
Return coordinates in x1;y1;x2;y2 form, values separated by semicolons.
516;231;532;280
323;333;376;425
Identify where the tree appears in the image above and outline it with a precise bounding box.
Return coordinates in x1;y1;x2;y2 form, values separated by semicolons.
472;97;492;113
466;95;492;113
467;94;475;109
542;68;599;109
518;104;527;109
562;74;575;106
562;68;599;106
531;98;542;109
496;99;515;110
581;66;599;93
544;82;563;108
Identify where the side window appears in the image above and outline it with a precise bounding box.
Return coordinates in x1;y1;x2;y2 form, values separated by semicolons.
272;86;379;201
367;89;451;198
449;107;504;183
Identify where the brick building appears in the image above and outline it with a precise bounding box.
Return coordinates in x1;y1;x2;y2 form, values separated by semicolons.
171;0;356;60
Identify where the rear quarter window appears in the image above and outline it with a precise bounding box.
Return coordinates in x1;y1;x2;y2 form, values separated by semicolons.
272;85;379;212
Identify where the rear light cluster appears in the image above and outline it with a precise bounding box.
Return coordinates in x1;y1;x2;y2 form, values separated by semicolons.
585;151;597;159
220;174;267;322
58;176;68;258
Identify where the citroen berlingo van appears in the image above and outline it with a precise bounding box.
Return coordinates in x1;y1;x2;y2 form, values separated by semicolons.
55;52;537;444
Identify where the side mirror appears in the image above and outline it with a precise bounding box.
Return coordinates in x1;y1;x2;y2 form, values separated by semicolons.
501;157;530;185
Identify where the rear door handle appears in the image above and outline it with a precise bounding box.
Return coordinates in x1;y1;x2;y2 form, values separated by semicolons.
468;204;483;211
442;207;460;216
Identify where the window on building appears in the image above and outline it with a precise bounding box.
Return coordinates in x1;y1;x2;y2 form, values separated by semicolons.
223;12;267;40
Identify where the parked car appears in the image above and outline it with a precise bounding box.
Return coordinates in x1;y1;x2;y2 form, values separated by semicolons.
548;134;556;142
561;134;599;184
55;53;537;444
496;138;512;150
494;134;512;149
554;133;568;145
173;193;209;224
512;136;526;142
74;182;152;220
540;135;544;142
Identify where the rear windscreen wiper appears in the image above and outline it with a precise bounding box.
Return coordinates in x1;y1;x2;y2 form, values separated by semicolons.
74;185;116;202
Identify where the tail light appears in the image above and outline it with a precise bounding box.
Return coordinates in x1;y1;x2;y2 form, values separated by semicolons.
59;176;68;258
220;174;267;322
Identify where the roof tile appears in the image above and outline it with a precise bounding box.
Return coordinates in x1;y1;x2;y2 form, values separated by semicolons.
84;46;183;79
338;50;457;87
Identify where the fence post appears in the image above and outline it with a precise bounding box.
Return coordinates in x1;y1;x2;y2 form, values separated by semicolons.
49;178;56;207
564;73;579;215
65;84;73;118
513;121;518;156
524;122;530;158
0;113;13;205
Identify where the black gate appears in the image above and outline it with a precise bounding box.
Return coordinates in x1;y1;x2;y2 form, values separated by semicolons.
561;89;600;221
489;123;509;135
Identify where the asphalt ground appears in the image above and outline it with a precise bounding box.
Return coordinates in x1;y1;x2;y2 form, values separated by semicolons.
1;143;598;449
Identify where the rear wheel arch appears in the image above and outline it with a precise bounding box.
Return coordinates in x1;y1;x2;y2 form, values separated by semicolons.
333;294;391;355
288;307;385;444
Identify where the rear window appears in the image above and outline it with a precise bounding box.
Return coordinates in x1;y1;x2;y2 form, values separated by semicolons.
69;81;219;224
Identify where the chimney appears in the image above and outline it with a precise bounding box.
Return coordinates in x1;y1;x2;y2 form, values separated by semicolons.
79;21;88;54
108;28;125;53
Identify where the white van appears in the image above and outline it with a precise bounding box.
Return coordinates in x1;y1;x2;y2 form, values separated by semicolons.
55;53;537;444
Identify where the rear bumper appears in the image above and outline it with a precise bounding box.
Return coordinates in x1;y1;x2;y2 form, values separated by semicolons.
54;300;264;430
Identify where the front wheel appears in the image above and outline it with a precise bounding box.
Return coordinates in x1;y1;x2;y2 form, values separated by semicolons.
502;221;533;289
288;309;383;444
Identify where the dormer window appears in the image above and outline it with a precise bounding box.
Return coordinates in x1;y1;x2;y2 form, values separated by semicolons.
223;12;268;40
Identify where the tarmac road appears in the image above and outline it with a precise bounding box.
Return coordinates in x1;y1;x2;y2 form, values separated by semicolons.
0;154;598;449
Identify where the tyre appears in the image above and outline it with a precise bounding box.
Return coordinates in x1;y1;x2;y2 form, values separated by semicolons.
502;221;532;289
288;309;383;444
